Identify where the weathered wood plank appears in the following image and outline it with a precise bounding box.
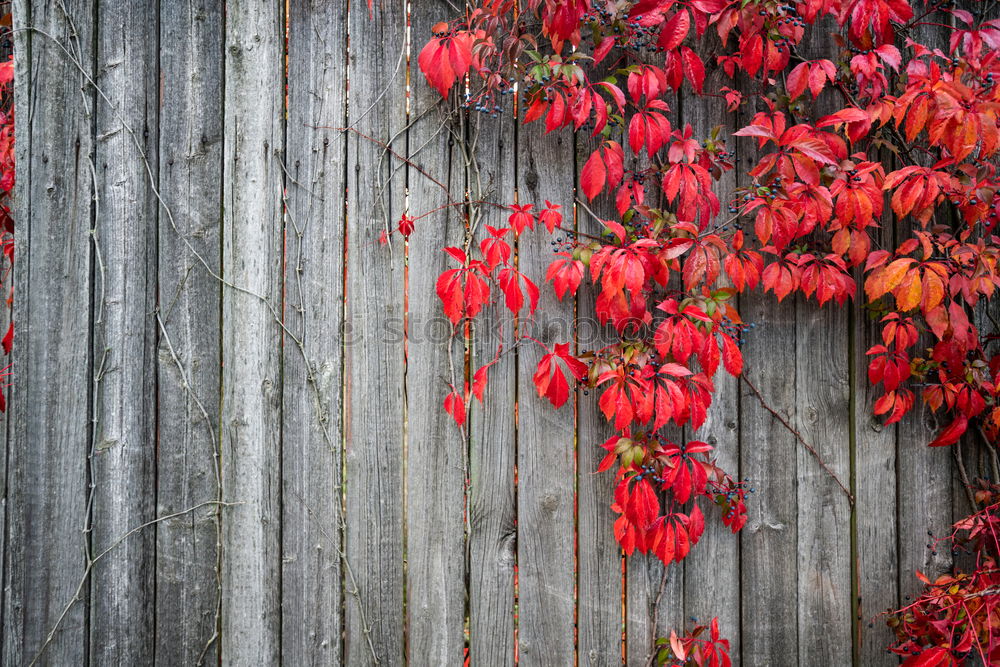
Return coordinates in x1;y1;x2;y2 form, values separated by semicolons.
405;5;467;662
576;140;624;665
90;1;159;662
468;109;518;667
220;1;284;663
281;2;348;665
3;1;94;664
516;122;577;666
343;1;407;664
626;425;685;666
739;215;799;664
795;299;852;664
791;24;853;663
681;61;742;661
854;166;899;666
155;2;224;664
0;6;10;645
895;15;955;618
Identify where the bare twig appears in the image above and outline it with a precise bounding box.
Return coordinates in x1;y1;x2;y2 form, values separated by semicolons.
645;567;671;667
741;373;855;506
954;439;978;511
28;502;242;667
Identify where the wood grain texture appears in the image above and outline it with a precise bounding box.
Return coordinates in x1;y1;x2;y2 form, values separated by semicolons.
739;253;799;664
3;2;94;664
90;1;159;662
895;16;955;615
343;1;407;664
795;299;851;665
854;164;899;667
627;553;684;667
680;60;742;662
576;138;624;666
4;3;981;664
792;25;852;664
404;4;467;663
220;1;284;663
516;121;577;666
281;3;348;665
0;19;10;652
155;2;224;664
468;109;518;667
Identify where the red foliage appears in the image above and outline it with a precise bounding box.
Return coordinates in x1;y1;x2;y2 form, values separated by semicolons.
887;483;1000;665
410;0;1000;656
0;51;13;413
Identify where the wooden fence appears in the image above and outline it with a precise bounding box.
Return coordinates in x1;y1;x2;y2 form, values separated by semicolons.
1;1;977;665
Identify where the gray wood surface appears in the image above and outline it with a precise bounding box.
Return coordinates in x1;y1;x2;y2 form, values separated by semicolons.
576;135;625;666
793;24;853;664
155;2;225;665
853;148;900;667
343;1;407;664
468;109;518;667
681;59;742;663
739;162;799;667
0;11;11;652
404;5;467;664
220;1;285;663
895;16;955;616
89;1;158;662
5;3;977;664
281;2;348;665
795;300;852;665
4;2;95;665
516;121;577;665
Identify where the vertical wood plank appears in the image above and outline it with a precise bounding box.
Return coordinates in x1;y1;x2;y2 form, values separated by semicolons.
795;299;852;664
895;16;955;614
681;62;742;660
405;5;466;663
576;140;624;665
897;405;954;586
281;2;348;665
792;23;852;664
155;2;224;664
739;221;799;663
516;122;577;666
3;2;94;663
626;459;684;667
0;3;10;642
468;109;518;667
343;1;407;663
90;1;158;662
220;1;284;663
854;173;899;666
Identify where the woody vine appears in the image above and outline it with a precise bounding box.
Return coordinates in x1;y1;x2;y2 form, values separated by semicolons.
398;0;1000;663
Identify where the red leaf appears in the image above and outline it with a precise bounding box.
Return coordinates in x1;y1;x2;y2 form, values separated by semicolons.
539;201;562;233
901;647;949;667
472;365;490;402
929;414;968;447
508;204;535;235
581;148;606;200
659;10;690;51
419;38;455;97
786;62;809;100
680;47;705;93
546;254;585;300
720;333;743;376
444;390;467;426
398;213;415;237
533;342;587;408
2;320;11;355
